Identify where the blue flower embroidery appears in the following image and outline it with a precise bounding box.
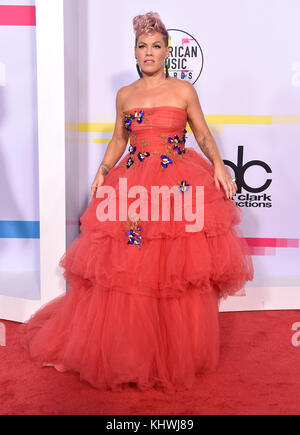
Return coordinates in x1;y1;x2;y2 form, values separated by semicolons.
167;132;187;155
160;155;173;168
181;128;187;144
126;157;135;168
177;129;187;154
168;134;181;147
137;151;150;162
124;139;150;169
126;218;142;248
177;145;186;155
124;114;134;131
178;180;190;193
127;229;142;246
128;144;136;154
134;110;144;123
124;110;145;131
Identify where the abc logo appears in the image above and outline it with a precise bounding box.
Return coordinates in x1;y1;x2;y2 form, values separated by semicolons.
223;146;272;193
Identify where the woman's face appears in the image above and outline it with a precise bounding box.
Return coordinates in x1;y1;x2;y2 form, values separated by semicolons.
135;31;169;76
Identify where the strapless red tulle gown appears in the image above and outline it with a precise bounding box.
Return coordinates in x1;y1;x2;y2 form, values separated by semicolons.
22;106;254;392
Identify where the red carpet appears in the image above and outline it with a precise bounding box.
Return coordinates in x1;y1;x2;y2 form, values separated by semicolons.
1;310;300;415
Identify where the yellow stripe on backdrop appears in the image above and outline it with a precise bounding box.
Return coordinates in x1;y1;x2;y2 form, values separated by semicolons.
72;114;300;143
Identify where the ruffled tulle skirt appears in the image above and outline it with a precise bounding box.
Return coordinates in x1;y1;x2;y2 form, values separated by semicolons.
21;147;254;392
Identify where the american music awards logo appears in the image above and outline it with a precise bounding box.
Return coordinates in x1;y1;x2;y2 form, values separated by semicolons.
166;29;203;84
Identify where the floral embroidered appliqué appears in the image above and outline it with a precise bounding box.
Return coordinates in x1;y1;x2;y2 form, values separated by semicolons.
160;155;173;168
120;109;153;171
121;139;151;169
126;156;135;168
178;180;190;193
126;215;142;249
123;109;152;132
167;133;186;155
124;110;144;131
137;151;150;162
128;144;136;154
154;127;190;169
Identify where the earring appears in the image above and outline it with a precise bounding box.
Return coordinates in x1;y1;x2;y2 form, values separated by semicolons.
165;58;169;78
136;60;142;78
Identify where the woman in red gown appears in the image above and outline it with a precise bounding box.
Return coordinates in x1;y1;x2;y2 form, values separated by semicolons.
22;12;254;393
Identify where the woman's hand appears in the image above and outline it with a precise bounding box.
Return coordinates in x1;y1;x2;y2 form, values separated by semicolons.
90;162;112;199
213;161;237;199
90;172;105;200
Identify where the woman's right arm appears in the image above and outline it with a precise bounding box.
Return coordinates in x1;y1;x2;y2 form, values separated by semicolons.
90;87;129;198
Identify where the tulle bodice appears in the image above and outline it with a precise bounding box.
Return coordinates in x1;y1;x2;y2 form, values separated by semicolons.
122;106;188;157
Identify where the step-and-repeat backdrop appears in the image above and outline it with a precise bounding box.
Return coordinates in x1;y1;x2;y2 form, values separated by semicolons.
0;0;299;321
0;0;40;309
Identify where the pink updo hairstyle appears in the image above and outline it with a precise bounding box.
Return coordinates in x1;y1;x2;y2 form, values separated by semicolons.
133;11;169;47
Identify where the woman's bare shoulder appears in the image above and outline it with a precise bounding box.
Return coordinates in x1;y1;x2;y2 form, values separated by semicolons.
116;84;132;111
118;80;140;94
169;76;191;88
116;81;140;110
168;78;196;109
173;77;195;95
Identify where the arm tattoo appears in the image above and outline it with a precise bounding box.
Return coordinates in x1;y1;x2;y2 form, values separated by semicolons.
199;132;222;164
99;162;112;176
200;133;214;162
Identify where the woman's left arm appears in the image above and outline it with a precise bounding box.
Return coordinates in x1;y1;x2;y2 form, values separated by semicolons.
183;81;237;199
